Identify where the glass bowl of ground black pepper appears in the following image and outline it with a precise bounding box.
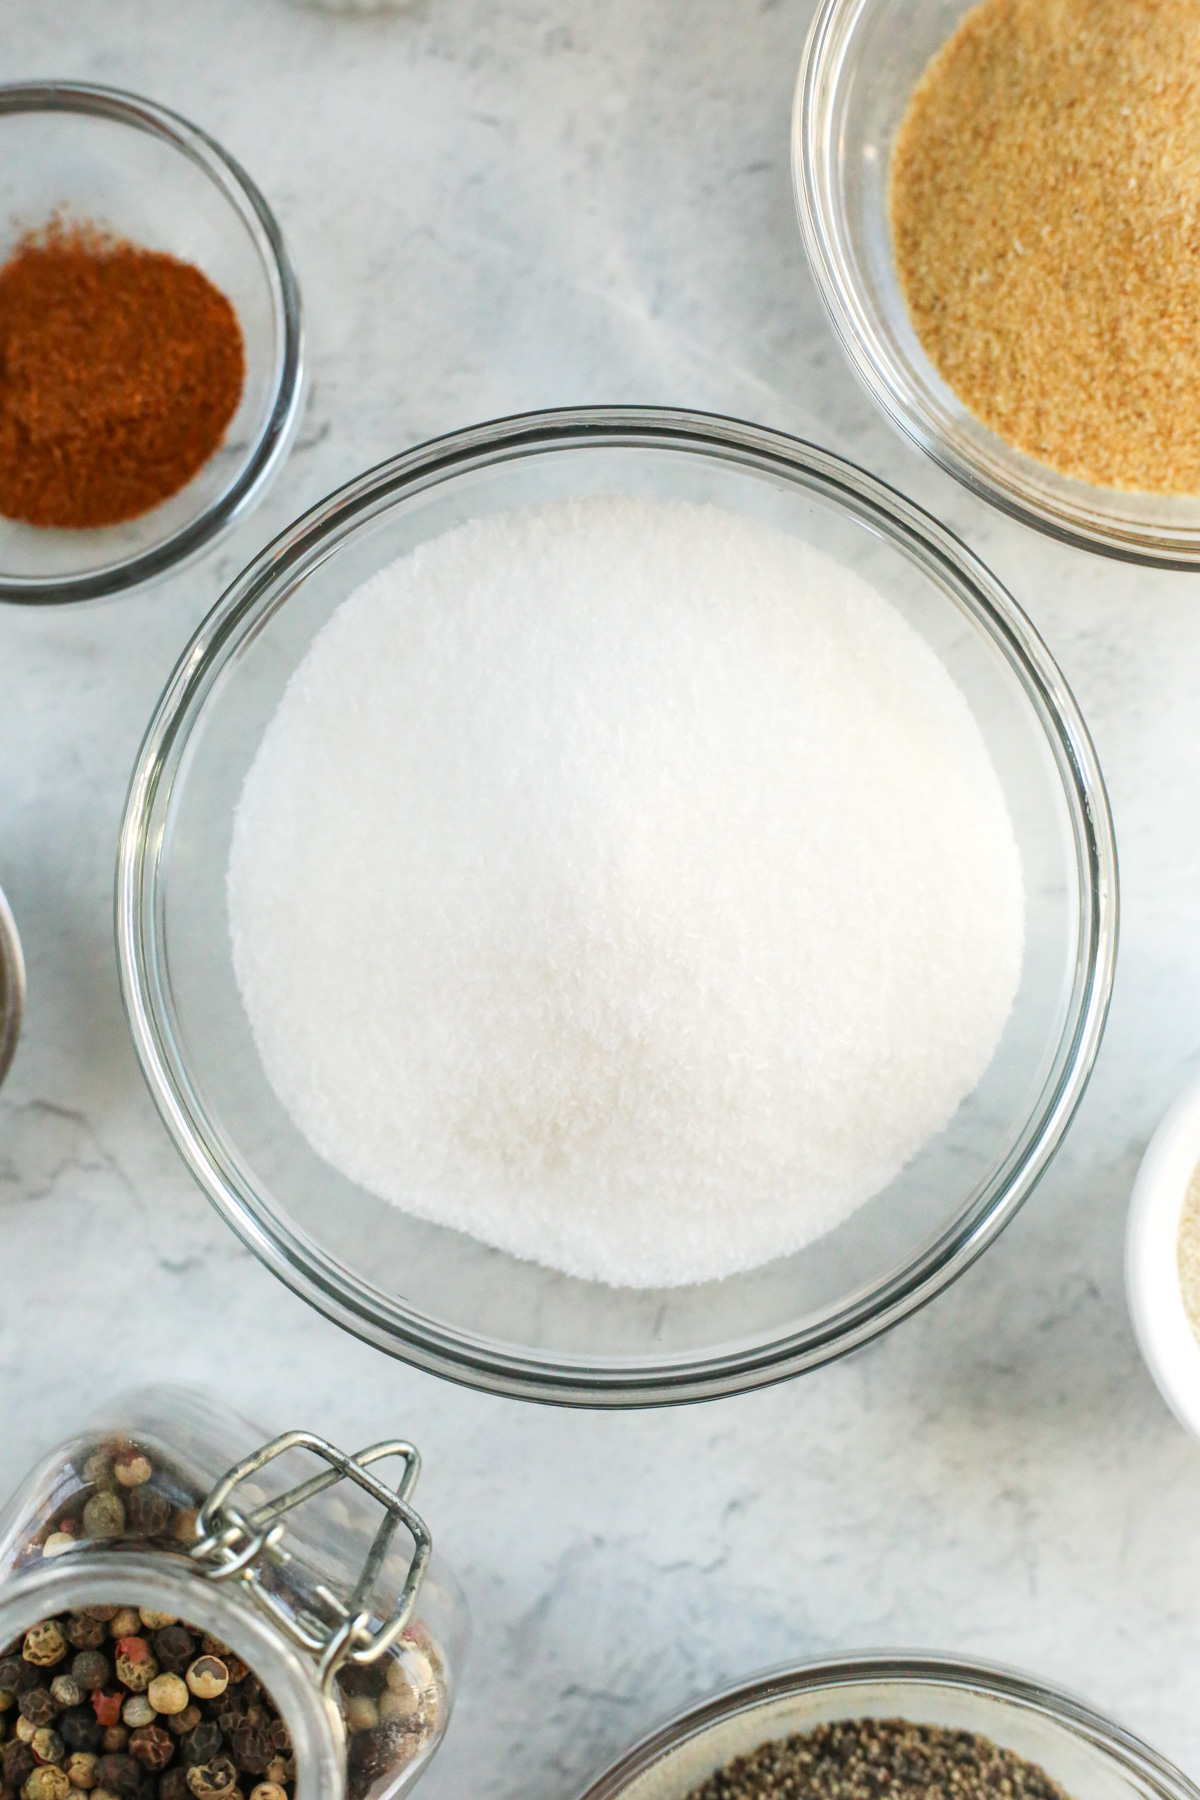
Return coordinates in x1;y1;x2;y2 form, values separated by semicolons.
795;0;1200;568
117;407;1117;1405
0;82;304;603
575;1655;1200;1800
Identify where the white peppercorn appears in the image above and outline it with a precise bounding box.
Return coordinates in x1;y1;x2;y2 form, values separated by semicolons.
184;1661;227;1703
25;1766;72;1800
342;1698;376;1734
378;1689;418;1724
22;1626;67;1670
112;1455;151;1490
147;1677;188;1718
31;1728;65;1766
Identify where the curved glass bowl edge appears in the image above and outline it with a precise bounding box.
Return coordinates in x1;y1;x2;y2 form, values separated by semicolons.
0;80;306;606
114;405;1119;1407
792;0;1200;571
571;1653;1200;1800
0;883;25;1093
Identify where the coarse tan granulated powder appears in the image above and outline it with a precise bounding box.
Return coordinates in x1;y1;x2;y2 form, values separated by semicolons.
1177;1162;1200;1343
685;1720;1071;1800
228;496;1024;1290
890;0;1200;495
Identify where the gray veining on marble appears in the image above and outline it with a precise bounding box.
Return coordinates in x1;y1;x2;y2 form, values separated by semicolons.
2;5;1199;1799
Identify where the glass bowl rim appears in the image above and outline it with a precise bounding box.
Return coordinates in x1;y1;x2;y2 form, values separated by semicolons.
572;1650;1200;1800
0;882;24;1093
0;79;305;606
792;0;1200;570
115;403;1119;1408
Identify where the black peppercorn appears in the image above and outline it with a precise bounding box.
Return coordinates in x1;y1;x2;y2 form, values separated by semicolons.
179;1725;222;1769
18;1692;57;1729
150;1634;193;1679
59;1709;103;1754
125;1490;171;1539
71;1653;110;1695
64;1618;107;1654
229;1726;271;1776
332;1665;381;1700
3;1740;34;1789
0;1662;37;1699
159;1767;189;1800
347;1727;396;1791
95;1753;142;1797
128;1729;174;1773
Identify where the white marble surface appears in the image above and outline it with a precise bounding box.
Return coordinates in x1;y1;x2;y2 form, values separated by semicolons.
2;4;1200;1798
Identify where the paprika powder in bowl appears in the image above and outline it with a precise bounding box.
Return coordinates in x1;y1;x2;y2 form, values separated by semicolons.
0;83;304;604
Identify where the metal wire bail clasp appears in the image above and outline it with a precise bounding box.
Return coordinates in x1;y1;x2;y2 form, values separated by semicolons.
189;1431;433;1695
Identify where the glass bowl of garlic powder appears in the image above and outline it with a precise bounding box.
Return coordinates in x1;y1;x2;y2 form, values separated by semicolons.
117;407;1116;1404
795;0;1200;567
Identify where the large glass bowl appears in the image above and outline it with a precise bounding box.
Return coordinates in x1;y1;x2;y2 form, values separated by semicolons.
573;1654;1197;1800
0;883;23;1093
115;407;1117;1406
794;0;1200;568
0;82;304;604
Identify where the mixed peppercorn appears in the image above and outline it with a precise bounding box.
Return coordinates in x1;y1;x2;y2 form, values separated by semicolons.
686;1719;1072;1800
2;1436;446;1800
0;1609;292;1800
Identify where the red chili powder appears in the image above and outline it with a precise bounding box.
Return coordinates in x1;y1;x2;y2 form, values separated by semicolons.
0;222;246;530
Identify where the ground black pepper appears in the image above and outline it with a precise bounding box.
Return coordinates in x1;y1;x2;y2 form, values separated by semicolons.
686;1719;1072;1800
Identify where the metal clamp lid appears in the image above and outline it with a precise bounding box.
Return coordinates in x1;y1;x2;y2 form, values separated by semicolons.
190;1431;432;1695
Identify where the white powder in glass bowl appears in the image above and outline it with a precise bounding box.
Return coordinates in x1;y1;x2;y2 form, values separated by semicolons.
227;496;1024;1288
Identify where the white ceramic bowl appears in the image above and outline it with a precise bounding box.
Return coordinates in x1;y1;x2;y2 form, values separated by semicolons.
1126;1070;1200;1439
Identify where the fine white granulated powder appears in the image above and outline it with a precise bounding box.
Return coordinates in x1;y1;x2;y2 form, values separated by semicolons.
228;496;1024;1288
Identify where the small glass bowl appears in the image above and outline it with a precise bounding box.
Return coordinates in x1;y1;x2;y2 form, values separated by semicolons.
116;407;1117;1406
574;1654;1199;1800
0;82;305;604
794;0;1200;568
